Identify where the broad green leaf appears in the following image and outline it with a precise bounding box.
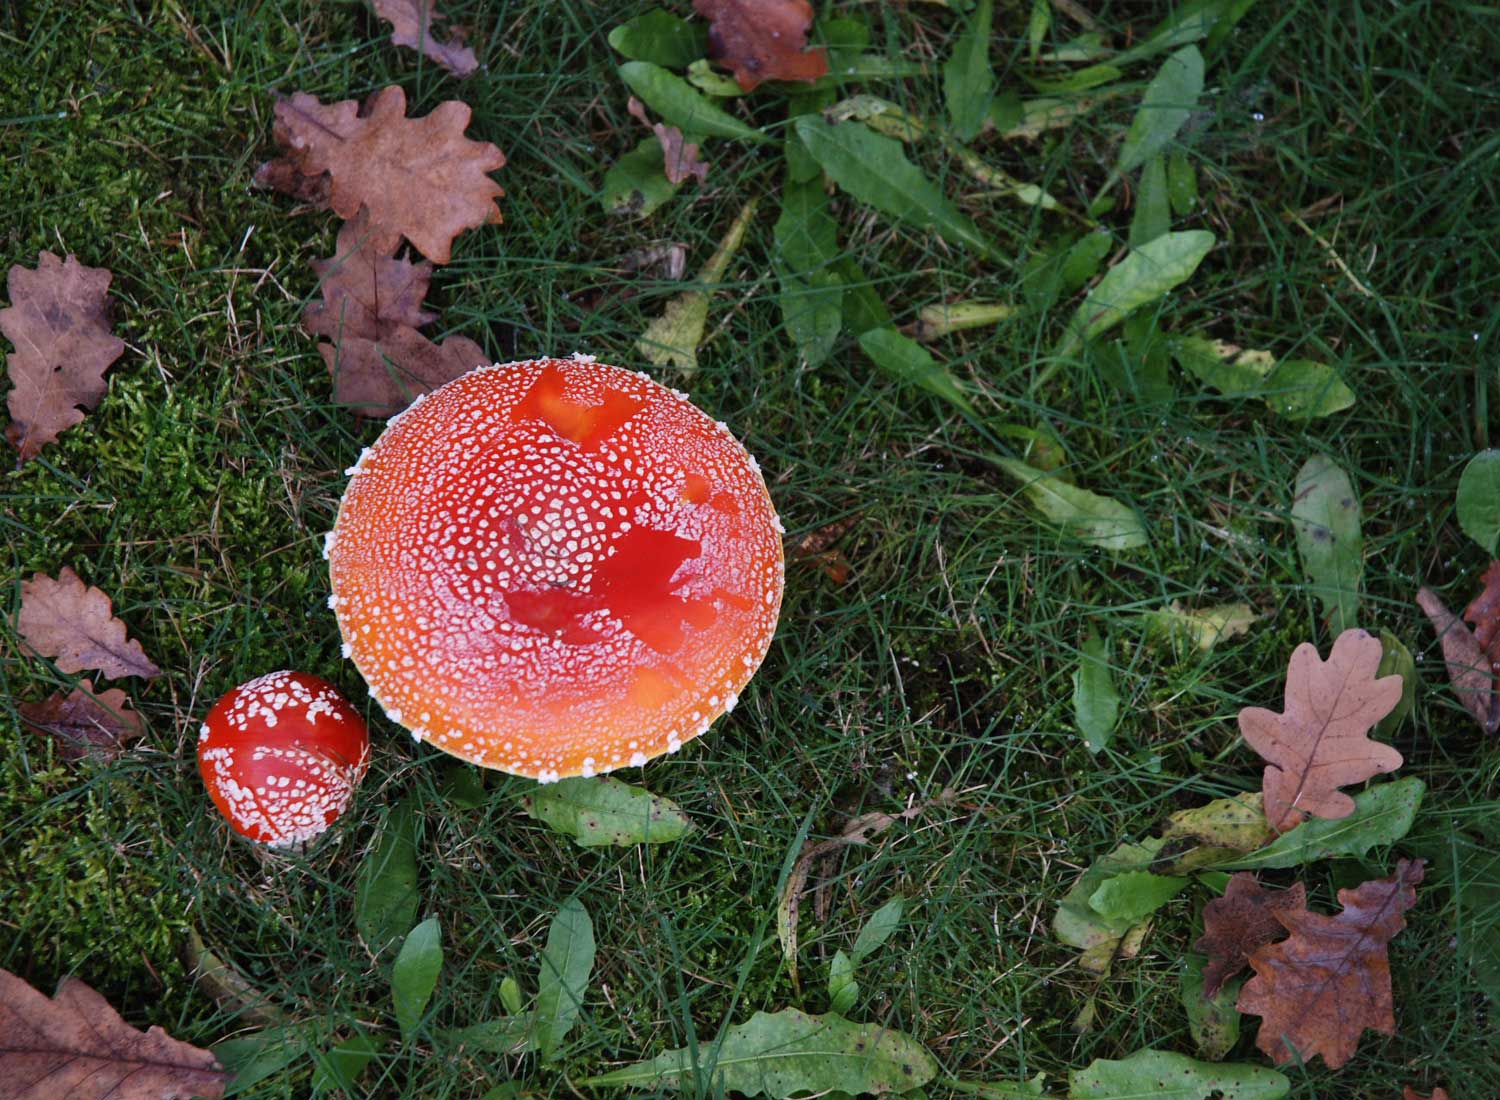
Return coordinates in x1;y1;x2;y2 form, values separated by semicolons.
780;272;844;366
608;10;707;69
850;897;905;963
602;137;684;218
1291;454;1362;634
916;300;1017;341
837;259;892;337
1146;600;1259;651
1170;335;1355;419
440;762;487;808
500;975;524;1016
1128;155;1171;247
1118;46;1204;173
1053;837;1166;972
996;458;1149;552
1167;150;1198;214
392;917;443;1042
1457;450;1500;555
827;950;858;1014
1062;230;1215;351
1070;1049;1287;1099
943;0;995;140
947;1076;1048;1099
579;1009;939;1096
1026;0;1051;61
1088;870;1189;924
1073;631;1119;753
1375;630;1417;738
794;115;1001;260
1212;778;1425;870
310;1032;381;1093
687;59;745;97
776;176;841;272
356;799;420;955
520;776;693;847
775;177;844;367
1113;0;1259;67
445;1016;534;1056
1023;231;1112;311
619;62;768;143
859;327;976;414
1181;955;1241;1061
785;88;837;183
639;196;758;372
1062;231;1115;291
536;898;596;1060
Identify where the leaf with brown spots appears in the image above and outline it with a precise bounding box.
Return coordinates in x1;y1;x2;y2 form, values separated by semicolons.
1417;581;1500;732
18;680;144;761
1239;628;1403;832
0;967;228;1100
693;0;829;91
2;252;126;462
1237;858;1424;1069
372;0;479;77
1194;873;1306;998
18;568;161;681
626;97;710;185
261;85;504;263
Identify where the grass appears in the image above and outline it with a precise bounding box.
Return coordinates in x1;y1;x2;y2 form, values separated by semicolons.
2;0;1498;1096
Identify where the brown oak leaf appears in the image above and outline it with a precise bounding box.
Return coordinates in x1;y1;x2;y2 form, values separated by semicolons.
263;85;504;263
1236;858;1424;1069
1194;873;1306;997
626;97;710;185
1239;628;1403;832
1416;581;1500;732
18;567;162;680
1404;1089;1450;1100
251;156;332;207
304;209;438;341
372;0;479;77
320;324;488;418
693;0;830;91
0;967;228;1099
2;252;126;462
18;680;145;762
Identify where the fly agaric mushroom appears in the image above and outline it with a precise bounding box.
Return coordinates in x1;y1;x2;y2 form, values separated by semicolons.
326;354;784;781
197;671;370;846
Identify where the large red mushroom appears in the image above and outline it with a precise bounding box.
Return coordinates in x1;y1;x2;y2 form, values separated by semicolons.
197;671;370;846
326;354;784;780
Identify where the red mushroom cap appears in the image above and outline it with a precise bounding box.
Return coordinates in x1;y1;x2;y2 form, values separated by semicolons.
197;671;370;846
326;355;785;780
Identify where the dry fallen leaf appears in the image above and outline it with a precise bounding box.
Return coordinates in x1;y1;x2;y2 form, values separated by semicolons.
320;325;488;418
0;967;228;1100
18;680;144;762
18;568;161;681
262;85;504;263
1239;628;1403;832
372;0;479;77
626;97;710;185
1237;858;1423;1069
1194;873;1306;998
2;252;127;462
1404;1088;1450;1100
1416;582;1500;732
693;0;830;91
792;513;860;584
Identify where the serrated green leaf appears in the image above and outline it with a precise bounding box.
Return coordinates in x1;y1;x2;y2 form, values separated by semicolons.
859;327;976;414
1211;778;1425;870
1088;870;1189;924
608;10;707;69
1181;955;1241;1061
1062;230;1214;352
1457;450;1500;555
850;898;905;963
602;137;685;218
619;62;768;143
793;116;1001;260
521;776;693;847
392;917;443;1042
1118;45;1204;173
356;799;420;956
579;1009;938;1096
1375;631;1417;738
827;950;858;1014
1128;155;1171;247
1073;631;1119;753
1070;1049;1287;1099
944;0;996;140
536;898;596;1060
996;458;1149;552
1292;454;1362;634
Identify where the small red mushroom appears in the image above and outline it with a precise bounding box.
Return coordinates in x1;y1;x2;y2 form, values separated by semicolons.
197;670;370;846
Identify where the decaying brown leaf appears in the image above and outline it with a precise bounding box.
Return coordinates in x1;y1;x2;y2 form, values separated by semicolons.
2;252;127;462
626;97;710;185
320;325;488;419
1194;873;1306;998
1417;583;1500;732
262;85;505;263
1237;858;1424;1069
0;967;228;1100
792;513;860;584
693;0;830;91
1239;628;1403;832
372;0;479;77
18;680;144;761
1404;1088;1450;1100
18;568;161;681
182;928;286;1029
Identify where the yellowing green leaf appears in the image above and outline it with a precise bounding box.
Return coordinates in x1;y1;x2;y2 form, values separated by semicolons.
1171;336;1355;419
1147;600;1259;651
